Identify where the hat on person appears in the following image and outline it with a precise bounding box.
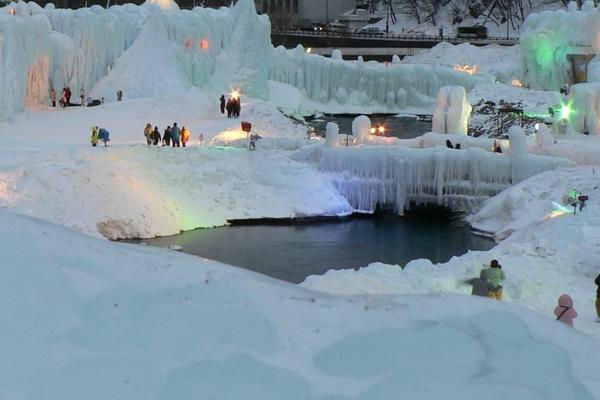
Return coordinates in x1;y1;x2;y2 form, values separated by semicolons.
490;259;501;268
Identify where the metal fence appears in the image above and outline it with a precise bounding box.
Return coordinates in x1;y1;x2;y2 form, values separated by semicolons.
271;29;519;46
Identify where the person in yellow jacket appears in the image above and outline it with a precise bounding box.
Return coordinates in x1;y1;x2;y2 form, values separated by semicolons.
181;126;191;147
91;126;99;147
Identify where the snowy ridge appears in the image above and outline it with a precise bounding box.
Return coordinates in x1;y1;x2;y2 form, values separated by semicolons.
268;45;487;113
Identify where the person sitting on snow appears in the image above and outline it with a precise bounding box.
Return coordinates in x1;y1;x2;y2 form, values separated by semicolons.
465;269;491;297
482;259;505;300
554;294;577;327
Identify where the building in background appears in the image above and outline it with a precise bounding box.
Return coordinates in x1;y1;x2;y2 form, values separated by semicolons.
256;0;358;30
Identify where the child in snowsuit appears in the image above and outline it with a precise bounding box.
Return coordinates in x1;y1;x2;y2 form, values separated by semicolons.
554;294;577;327
482;259;505;300
91;126;99;147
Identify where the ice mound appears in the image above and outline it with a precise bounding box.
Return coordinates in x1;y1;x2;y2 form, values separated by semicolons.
91;15;190;100
432;86;471;135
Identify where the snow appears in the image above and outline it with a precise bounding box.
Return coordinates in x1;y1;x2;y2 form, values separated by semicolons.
2;0;600;397
2;210;600;399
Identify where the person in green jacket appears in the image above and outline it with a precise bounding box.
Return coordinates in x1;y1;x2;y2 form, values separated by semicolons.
91;126;99;147
482;259;505;300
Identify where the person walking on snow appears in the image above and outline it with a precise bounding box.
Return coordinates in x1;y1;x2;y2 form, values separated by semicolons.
144;123;153;145
50;88;56;107
220;95;226;114
482;259;505;300
163;126;172;147
554;294;577;327
152;126;161;146
595;272;600;321
181;126;190;147
91;126;99;147
171;122;181;147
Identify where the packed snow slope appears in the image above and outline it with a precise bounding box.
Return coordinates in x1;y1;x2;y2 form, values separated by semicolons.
0;90;353;239
2;209;600;399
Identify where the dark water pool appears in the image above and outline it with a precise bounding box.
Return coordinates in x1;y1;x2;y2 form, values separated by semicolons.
135;212;493;284
306;115;431;139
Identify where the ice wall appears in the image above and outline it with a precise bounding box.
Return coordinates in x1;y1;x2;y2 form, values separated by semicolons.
308;144;572;214
268;45;483;112
521;2;600;89
431;86;471;135
0;0;270;121
565;82;600;135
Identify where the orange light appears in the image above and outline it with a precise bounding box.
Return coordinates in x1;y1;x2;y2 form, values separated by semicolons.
10;8;16;15
200;39;210;50
454;64;478;75
231;89;240;99
370;127;376;134
378;125;385;134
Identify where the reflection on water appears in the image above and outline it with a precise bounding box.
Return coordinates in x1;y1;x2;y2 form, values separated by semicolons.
136;213;493;284
306;115;431;140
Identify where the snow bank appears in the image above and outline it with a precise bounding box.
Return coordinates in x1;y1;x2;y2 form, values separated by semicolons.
404;41;522;84
2;209;600;399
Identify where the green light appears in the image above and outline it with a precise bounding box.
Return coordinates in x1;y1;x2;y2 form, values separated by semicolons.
558;101;573;121
569;189;578;199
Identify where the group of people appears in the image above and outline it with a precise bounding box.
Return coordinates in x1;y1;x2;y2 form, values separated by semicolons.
220;95;241;118
144;122;195;147
51;87;72;108
445;139;461;150
90;126;110;147
466;260;600;328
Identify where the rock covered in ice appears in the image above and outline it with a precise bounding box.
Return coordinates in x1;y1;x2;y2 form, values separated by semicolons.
352;115;371;144
431;86;471;135
325;122;340;148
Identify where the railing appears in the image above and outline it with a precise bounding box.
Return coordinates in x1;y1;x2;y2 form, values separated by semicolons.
271;29;519;45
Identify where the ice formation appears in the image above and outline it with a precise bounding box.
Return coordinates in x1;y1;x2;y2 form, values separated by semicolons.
521;1;600;89
352;115;371;144
268;44;483;112
304;139;572;214
0;0;270;121
325;122;340;148
431;86;471;135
